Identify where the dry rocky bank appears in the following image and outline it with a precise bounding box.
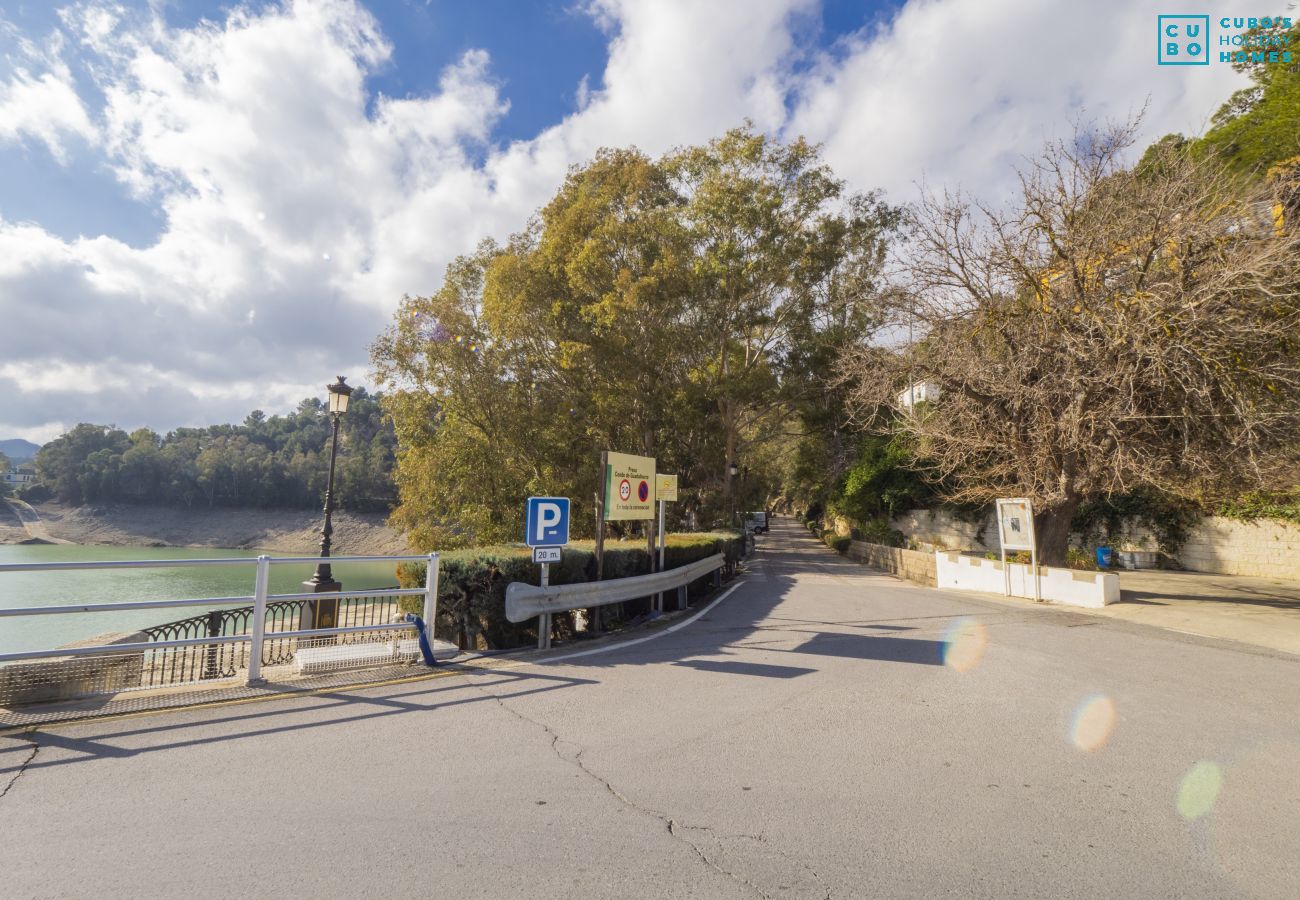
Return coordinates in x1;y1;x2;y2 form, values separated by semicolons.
0;501;410;554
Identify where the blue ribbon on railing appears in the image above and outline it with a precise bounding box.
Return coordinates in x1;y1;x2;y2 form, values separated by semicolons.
404;613;437;667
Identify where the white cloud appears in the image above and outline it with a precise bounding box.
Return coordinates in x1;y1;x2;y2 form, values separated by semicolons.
0;0;1261;442
0;27;97;161
788;0;1251;204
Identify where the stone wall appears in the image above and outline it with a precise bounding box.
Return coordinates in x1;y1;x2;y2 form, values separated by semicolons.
1179;518;1300;580
846;540;937;586
889;508;996;552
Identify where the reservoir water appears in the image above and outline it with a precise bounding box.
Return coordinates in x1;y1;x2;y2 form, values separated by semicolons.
0;544;410;655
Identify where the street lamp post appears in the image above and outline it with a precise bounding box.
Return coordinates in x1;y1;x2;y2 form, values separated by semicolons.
728;460;739;526
301;375;353;630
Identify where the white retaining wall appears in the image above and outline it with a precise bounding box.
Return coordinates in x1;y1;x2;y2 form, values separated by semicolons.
935;552;1120;608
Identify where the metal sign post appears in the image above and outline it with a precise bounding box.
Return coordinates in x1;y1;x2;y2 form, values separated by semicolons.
538;561;551;650
655;474;678;612
525;499;568;647
996;498;1040;602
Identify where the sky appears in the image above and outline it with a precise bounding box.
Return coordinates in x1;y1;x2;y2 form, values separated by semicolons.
0;0;1255;444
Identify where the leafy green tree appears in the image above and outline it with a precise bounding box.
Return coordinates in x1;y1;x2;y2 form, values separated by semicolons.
1198;19;1300;174
35;425;131;504
374;128;896;547
1144;20;1300;179
666;127;898;521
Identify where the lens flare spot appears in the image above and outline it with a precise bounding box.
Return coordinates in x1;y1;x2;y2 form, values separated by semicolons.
1071;694;1117;752
1177;760;1223;820
942;618;987;672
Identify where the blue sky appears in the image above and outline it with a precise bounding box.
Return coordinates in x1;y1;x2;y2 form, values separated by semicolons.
0;0;1251;442
0;0;899;248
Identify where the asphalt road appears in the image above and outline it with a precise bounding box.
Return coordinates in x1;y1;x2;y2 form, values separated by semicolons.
3;519;1299;898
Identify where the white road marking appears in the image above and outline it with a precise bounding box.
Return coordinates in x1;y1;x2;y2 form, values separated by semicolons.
540;580;746;663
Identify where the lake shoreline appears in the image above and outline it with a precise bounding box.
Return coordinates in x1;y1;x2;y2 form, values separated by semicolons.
0;501;411;555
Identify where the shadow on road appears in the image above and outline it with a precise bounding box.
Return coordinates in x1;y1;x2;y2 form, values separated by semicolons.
0;666;595;776
549;518;954;673
788;632;945;666
671;658;817;679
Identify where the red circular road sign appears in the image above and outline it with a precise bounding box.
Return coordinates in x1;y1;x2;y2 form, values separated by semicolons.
637;480;649;502
618;479;631;501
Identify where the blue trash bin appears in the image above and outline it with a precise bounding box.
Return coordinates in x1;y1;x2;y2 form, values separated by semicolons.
1095;547;1113;569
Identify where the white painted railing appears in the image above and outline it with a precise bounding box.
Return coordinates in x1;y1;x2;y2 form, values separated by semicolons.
0;553;442;686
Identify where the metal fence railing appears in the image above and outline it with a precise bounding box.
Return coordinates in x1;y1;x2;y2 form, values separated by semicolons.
136;592;407;686
0;554;441;707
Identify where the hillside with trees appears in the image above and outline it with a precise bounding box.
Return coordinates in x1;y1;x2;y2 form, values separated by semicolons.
825;40;1300;564
30;387;396;512
840;120;1300;564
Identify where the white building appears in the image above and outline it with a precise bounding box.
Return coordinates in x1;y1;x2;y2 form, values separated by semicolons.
3;467;36;488
896;381;940;410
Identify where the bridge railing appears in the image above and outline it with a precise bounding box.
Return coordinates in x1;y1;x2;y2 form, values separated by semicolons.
0;554;442;706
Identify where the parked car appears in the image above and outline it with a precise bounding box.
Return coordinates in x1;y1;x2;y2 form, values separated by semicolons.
746;511;769;534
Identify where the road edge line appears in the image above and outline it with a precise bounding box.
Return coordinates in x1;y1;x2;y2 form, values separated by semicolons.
540;579;746;663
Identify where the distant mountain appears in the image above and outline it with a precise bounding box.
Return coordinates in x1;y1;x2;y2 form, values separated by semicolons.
0;439;41;463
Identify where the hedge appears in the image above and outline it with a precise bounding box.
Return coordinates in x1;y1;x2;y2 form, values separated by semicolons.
394;531;743;650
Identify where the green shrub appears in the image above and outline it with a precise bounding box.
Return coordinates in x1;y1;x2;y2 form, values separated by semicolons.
1072;489;1202;555
1066;547;1098;571
856;517;906;548
395;531;741;649
819;529;850;553
1217;489;1300;526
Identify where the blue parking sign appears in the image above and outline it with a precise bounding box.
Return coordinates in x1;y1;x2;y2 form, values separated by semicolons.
525;497;570;547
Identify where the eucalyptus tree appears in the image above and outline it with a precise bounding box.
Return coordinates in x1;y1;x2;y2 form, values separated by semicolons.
373;128;897;546
665;127;898;514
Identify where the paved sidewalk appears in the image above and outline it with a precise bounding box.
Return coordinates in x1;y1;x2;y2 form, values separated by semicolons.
937;563;1300;656
1108;568;1300;655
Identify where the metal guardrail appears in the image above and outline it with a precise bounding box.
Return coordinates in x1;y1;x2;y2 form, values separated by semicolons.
505;553;725;642
0;554;441;699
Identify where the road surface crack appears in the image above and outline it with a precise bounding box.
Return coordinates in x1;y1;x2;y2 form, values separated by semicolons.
0;735;39;802
470;680;770;897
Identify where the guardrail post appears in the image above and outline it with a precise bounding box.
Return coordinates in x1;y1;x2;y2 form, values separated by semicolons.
538;562;551;651
246;555;270;686
422;553;439;648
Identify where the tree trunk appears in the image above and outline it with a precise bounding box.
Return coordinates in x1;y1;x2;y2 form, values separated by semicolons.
1034;496;1081;567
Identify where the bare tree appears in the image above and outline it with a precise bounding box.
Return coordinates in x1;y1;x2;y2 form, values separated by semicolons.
843;120;1300;564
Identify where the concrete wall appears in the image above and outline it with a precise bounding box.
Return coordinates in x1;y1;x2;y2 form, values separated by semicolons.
891;508;1300;581
846;541;937;586
935;552;1120;608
